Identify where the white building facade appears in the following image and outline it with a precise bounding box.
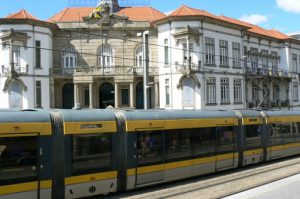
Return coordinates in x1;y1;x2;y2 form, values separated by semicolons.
1;4;300;111
0;10;54;109
155;5;300;110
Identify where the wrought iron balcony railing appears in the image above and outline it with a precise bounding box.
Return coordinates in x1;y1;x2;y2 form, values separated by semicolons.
1;64;28;76
50;65;159;77
245;67;291;78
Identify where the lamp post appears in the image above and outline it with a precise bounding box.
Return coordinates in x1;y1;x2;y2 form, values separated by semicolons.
137;30;150;110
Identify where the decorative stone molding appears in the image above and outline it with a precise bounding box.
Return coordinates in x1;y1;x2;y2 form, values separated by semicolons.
177;74;201;89
3;77;27;93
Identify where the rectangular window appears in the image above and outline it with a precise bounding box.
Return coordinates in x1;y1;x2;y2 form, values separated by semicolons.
183;43;193;64
72;134;112;174
232;42;240;68
36;81;41;108
137;131;163;166
221;78;230;104
205;37;215;65
206;77;216;104
12;46;20;68
219;40;229;66
293;82;298;102
165;79;170;106
164;39;169;65
191;127;217;157
245;125;262;150
250;48;258;74
121;89;129;105
35;40;41;68
234;79;242;103
252;85;258;102
243;46;248;68
261;50;268;75
271;51;278;72
0;136;37;185
273;86;279;101
292;53;297;73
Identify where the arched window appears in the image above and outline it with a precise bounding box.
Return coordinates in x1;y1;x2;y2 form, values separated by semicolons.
62;47;77;68
98;45;114;67
135;45;143;67
182;78;195;107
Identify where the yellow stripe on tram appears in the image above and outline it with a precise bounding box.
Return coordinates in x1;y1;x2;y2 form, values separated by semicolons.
126;118;238;132
0;180;52;195
268;142;300;152
243;149;263;157
267;116;300;124
65;171;117;185
128;152;238;176
64;121;117;134
0;123;52;136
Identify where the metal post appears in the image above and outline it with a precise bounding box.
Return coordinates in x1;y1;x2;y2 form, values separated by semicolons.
143;31;149;110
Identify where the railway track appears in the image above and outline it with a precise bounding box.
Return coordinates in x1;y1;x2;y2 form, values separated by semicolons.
104;156;300;199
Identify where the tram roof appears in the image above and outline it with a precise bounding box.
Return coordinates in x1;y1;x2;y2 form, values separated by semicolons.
0;109;51;123
57;109;116;122
235;109;262;118
263;110;300;117
122;109;237;121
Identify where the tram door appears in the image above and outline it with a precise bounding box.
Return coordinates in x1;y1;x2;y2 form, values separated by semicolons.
215;126;235;170
135;131;164;185
0;134;40;198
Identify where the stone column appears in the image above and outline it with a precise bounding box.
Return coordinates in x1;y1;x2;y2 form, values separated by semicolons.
154;82;159;108
114;82;119;108
74;83;80;108
50;78;55;108
130;82;134;108
89;83;93;109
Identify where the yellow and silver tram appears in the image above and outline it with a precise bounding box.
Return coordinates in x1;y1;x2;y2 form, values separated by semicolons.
1;109;300;198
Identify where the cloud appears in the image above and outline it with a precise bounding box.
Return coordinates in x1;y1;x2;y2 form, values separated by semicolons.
164;10;174;15
276;0;300;13
239;14;268;25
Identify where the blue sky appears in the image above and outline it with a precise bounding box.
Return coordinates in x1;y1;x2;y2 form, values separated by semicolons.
1;0;300;34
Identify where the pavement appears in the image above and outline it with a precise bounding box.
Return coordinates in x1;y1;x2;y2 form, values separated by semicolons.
224;174;300;199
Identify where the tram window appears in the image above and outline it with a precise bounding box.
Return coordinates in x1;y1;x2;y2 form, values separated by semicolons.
0;136;37;185
245;125;262;149
165;130;192;162
280;123;293;144
72;134;112;174
191;127;216;157
137;131;162;166
217;126;235;154
270;124;282;146
270;123;294;145
295;123;300;142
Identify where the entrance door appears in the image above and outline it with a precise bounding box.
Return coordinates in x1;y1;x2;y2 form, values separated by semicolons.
99;83;114;108
216;126;235;170
9;82;22;109
136;82;152;109
136;82;143;109
62;83;74;109
0;134;40;198
135;131;164;185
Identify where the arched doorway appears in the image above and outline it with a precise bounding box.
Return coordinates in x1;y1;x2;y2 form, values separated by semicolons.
62;83;74;109
9;81;22;109
136;82;152;109
182;78;195;108
99;83;114;108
